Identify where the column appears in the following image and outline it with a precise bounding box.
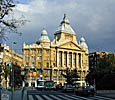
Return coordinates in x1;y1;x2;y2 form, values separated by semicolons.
78;53;81;68
67;52;69;68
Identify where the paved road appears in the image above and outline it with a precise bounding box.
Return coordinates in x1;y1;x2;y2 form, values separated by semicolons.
1;88;115;100
27;90;115;100
27;94;115;100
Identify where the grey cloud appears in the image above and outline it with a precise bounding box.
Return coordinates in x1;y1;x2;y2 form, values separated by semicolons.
5;0;115;53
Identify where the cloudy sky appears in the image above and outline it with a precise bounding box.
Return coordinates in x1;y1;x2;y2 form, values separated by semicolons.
4;0;115;54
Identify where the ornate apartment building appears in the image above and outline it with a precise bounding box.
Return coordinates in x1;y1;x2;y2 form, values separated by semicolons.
23;14;89;87
0;43;22;87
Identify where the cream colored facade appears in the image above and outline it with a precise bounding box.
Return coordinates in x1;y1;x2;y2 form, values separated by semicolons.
23;14;89;86
0;43;22;87
1;45;22;66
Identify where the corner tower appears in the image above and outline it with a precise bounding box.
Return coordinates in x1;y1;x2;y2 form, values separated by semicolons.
53;14;78;45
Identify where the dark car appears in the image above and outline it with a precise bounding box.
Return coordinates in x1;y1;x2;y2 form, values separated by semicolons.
75;85;96;96
62;84;74;93
44;81;56;90
56;83;62;90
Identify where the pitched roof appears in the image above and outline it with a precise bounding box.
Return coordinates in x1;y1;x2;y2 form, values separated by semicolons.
56;14;75;34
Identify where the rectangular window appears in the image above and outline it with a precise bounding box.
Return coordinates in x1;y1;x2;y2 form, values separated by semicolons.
46;49;49;54
26;62;29;66
39;56;42;60
38;49;42;54
70;36;73;41
64;52;67;67
59;51;62;67
24;50;29;54
31;56;35;61
53;63;55;67
31;49;35;54
78;53;81;68
46;63;49;68
25;56;29;61
73;53;76;67
46;56;49;60
54;70;57;75
69;52;72;67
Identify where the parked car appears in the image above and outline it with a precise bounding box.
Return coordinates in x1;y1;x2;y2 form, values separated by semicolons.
62;84;74;93
73;82;81;91
75;85;96;96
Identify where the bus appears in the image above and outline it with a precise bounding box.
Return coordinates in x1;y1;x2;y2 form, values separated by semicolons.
36;80;45;90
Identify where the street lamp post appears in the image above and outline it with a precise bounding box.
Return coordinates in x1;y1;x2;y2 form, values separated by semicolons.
11;42;16;100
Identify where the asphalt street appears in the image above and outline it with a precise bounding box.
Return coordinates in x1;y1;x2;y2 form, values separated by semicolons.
1;88;115;100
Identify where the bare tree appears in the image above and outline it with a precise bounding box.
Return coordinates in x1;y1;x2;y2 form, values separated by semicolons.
0;0;27;40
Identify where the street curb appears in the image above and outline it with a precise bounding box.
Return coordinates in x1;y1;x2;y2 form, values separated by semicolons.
97;90;115;94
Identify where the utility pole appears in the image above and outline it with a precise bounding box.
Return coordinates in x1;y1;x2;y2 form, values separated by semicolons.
11;42;16;100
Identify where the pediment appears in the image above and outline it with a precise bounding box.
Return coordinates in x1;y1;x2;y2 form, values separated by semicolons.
58;41;81;50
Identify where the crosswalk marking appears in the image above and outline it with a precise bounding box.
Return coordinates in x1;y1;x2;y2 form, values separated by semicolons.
64;95;87;100
72;95;93;100
57;95;73;100
28;95;34;100
35;95;44;100
42;95;54;100
50;95;63;100
28;94;115;100
92;96;114;100
65;95;93;100
64;95;81;100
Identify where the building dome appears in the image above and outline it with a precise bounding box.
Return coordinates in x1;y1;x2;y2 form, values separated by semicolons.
39;29;50;42
79;36;88;48
80;37;85;42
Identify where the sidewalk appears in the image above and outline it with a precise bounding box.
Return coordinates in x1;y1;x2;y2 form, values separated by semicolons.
13;88;27;100
97;93;115;99
1;88;27;100
97;90;115;99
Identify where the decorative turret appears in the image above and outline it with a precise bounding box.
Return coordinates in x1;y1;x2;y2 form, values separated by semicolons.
79;36;88;53
39;29;50;43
